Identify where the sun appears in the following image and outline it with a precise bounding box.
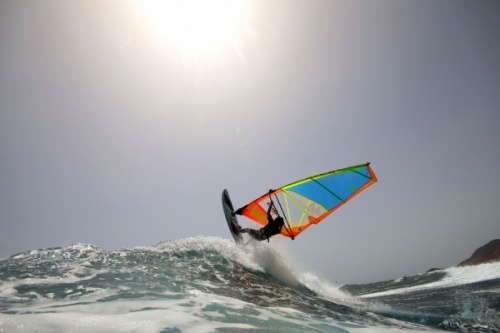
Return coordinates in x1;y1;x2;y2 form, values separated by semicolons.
136;0;251;61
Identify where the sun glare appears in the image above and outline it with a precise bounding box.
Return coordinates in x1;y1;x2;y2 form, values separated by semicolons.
136;0;250;61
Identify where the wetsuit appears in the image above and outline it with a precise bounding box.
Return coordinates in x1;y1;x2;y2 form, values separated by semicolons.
242;205;284;241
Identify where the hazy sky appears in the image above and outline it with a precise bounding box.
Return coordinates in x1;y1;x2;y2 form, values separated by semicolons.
1;0;499;284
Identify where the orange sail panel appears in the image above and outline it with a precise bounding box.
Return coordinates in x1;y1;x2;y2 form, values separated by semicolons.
237;163;377;238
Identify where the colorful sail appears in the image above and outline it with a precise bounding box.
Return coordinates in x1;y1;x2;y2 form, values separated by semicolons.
236;163;377;238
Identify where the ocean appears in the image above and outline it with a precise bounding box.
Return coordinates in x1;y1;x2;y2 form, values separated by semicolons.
1;236;499;332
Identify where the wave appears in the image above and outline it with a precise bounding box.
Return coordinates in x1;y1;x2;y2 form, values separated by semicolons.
1;236;498;332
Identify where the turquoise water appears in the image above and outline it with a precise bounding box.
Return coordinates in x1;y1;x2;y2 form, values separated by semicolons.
1;236;499;332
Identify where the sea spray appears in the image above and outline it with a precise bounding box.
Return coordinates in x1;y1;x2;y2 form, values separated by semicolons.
244;241;300;288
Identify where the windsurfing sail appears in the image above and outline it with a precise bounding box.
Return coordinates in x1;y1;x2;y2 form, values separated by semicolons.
235;163;377;238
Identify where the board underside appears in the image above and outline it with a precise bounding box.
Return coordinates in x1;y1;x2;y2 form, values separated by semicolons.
222;189;244;245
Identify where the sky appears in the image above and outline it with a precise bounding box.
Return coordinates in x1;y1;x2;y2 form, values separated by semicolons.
1;0;499;284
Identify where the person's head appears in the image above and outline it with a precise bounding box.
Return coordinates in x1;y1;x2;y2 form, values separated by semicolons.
275;216;284;225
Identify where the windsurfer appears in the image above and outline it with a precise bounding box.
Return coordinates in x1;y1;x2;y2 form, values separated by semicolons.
235;202;284;241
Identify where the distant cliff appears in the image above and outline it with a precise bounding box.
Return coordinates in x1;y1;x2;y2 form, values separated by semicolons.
458;239;500;266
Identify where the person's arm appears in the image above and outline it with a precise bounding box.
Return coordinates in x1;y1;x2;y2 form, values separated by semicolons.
267;203;274;224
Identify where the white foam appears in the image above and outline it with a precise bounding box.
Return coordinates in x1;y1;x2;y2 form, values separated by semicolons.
0;290;255;333
299;272;366;308
362;262;500;298
0;303;440;333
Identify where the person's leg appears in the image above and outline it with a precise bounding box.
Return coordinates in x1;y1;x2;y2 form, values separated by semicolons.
244;228;266;241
